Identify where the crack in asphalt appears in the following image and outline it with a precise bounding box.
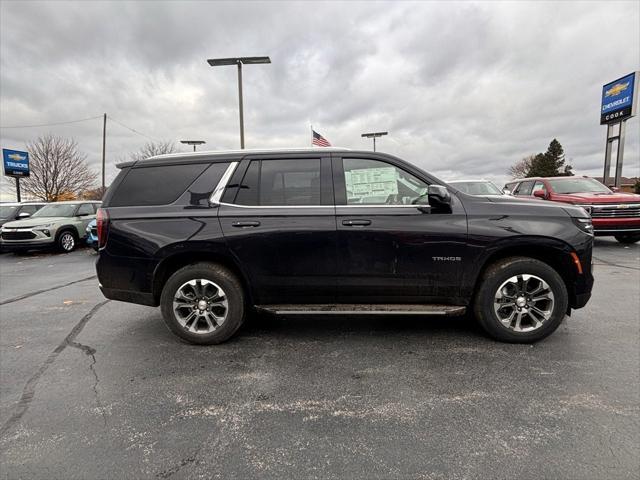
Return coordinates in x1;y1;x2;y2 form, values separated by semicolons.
0;300;110;439
0;275;97;306
156;451;200;479
592;255;640;271
68;341;108;428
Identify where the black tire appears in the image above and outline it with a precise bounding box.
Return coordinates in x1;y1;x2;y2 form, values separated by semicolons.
614;233;640;244
473;257;568;343
56;229;77;253
160;262;245;345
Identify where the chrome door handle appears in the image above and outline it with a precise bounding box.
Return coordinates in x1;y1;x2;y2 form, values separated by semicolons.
232;221;261;228
342;219;371;226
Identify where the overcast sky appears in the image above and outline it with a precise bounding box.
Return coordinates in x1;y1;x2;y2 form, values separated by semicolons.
1;0;639;200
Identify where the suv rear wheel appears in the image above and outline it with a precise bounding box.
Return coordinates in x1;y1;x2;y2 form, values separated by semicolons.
160;262;245;345
473;257;568;343
57;230;77;253
614;233;640;244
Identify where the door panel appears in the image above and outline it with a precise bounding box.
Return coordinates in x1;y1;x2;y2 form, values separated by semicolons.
334;156;467;303
219;156;336;304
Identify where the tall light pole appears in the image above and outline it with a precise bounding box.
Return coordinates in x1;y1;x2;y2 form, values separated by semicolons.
180;140;206;152
207;56;271;149
361;131;388;152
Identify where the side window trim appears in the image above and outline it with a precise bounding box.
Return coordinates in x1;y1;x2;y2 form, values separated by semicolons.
210;162;239;205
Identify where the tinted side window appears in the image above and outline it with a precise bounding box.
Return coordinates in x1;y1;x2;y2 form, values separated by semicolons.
175;162;230;207
515;181;534;196
234;160;260;205
261;159;321;206
110;164;208;207
77;204;94;216
342;158;428;205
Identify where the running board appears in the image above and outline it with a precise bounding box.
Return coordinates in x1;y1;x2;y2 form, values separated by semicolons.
255;304;466;316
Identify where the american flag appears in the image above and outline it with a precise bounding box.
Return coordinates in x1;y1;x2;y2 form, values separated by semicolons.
312;129;331;147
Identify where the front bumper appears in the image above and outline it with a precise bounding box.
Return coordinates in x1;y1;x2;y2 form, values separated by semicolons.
592;217;640;235
0;237;56;251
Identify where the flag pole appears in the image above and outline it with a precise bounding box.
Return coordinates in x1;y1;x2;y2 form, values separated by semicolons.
310;124;313;146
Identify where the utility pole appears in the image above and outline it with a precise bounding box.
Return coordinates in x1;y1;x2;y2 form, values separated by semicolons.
237;61;244;149
15;178;21;202
101;113;107;190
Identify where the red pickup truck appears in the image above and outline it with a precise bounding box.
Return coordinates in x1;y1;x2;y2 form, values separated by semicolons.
505;176;640;244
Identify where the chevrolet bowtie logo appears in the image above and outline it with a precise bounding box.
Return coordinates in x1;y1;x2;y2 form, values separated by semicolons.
605;82;630;97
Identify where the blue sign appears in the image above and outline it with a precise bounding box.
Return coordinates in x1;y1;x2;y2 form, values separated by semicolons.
601;72;637;124
2;149;30;177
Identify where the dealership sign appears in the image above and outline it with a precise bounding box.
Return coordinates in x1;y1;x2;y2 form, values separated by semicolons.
2;149;30;177
600;72;638;124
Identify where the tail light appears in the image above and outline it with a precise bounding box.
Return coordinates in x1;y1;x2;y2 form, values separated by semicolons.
96;208;110;249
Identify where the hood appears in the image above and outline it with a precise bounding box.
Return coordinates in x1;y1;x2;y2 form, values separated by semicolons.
1;216;67;228
552;191;640;204
483;193;588;218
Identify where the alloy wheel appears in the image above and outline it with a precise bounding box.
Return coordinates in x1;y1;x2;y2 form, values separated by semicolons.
493;274;555;332
172;279;228;334
60;233;75;251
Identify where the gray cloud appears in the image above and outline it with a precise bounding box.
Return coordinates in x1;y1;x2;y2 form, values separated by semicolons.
1;0;638;199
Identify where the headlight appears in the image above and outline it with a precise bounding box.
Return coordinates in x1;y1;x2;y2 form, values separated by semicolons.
575;205;592;215
572;217;593;234
31;224;53;229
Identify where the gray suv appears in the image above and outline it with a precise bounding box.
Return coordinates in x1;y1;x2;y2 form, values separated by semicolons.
0;202;47;228
0;200;100;253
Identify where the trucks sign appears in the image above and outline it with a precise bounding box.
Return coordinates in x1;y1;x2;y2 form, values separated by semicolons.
2;149;30;177
600;72;638;124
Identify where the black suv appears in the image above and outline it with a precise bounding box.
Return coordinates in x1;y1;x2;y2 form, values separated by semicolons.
96;149;594;344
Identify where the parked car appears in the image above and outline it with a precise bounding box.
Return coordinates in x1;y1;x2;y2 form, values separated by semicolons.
0;202;47;228
508;176;640;243
96;148;594;345
85;219;98;251
0;200;101;252
447;179;505;196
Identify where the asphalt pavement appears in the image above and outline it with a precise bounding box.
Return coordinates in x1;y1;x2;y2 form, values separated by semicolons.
0;239;638;479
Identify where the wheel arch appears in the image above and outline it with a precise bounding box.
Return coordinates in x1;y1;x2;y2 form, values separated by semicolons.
56;225;81;239
151;249;253;306
468;237;580;309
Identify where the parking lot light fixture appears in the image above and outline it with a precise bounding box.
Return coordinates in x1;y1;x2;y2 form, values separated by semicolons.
361;131;388;152
207;56;271;149
180;140;206;152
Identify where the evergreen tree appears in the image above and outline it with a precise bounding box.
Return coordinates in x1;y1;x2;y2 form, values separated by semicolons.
526;139;566;177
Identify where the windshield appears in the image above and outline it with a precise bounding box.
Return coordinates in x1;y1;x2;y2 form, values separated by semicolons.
547;178;611;194
0;205;18;219
452;181;503;195
31;203;78;218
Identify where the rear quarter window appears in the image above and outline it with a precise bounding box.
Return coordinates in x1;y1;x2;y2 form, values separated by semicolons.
108;163;209;207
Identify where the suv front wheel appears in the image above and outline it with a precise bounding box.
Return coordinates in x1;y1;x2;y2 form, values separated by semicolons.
57;230;77;253
614;233;640;244
160;262;245;345
473;257;568;343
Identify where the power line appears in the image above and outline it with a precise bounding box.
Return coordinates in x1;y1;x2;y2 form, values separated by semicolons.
0;115;103;129
107;115;158;142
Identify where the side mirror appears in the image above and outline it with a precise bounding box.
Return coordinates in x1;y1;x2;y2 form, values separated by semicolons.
17;212;31;219
502;189;511;196
533;189;547;199
427;185;452;213
428;185;451;204
611;186;620;192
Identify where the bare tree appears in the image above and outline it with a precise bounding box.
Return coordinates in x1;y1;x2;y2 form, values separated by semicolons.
21;134;97;201
129;141;177;162
508;154;535;179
